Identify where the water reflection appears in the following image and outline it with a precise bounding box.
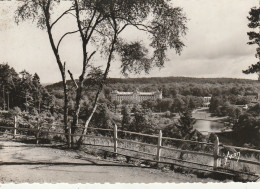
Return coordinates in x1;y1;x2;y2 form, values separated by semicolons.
194;120;225;134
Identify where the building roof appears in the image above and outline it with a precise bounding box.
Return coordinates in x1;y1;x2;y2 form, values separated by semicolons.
112;90;161;96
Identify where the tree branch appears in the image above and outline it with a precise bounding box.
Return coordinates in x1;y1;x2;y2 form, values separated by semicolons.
68;70;78;89
115;16;152;33
87;51;96;64
118;24;129;34
94;29;110;38
63;62;66;73
107;17;115;31
50;7;75;29
83;9;97;39
81;51;96;79
56;26;91;51
85;14;104;45
57;29;81;51
77;21;119;145
67;12;77;18
74;0;85;42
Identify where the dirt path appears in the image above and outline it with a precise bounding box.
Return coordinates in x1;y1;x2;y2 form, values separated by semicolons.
0;137;219;183
0;138;179;183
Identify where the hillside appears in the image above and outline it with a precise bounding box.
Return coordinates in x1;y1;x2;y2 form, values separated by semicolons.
46;76;260;90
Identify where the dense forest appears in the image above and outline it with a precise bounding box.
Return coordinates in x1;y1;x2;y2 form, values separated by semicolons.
1;63;260;147
0;63;54;113
46;75;260;115
46;73;260;148
47;76;260;100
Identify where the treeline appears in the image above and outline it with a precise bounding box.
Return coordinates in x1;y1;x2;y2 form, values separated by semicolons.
102;82;260;99
0;63;54;113
106;77;259;85
47;77;260;99
141;96;203;113
2;63;259;147
208;95;260;147
45;75;260;148
209;96;250;117
47;77;260;101
46;76;260;115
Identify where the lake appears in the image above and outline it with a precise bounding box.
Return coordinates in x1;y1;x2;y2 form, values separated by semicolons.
193;119;238;146
193;120;226;135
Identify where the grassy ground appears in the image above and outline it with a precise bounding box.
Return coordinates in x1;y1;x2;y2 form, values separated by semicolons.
82;135;260;182
1;124;259;182
19;124;260;181
0;136;230;183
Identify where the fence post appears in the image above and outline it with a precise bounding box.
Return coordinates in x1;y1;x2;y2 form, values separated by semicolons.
113;124;118;155
13;116;17;138
68;125;71;148
157;130;162;162
213;135;220;170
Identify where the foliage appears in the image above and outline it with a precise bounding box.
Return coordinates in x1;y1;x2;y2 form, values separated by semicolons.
209;95;249;119
15;0;188;146
128;107;157;134
177;109;196;136
162;122;182;139
112;100;120;113
0;63;53;113
92;104;113;129
243;7;260;79
247;103;260;116
233;112;260;147
47;75;260;118
162;108;206;152
48;76;260;99
121;105;131;130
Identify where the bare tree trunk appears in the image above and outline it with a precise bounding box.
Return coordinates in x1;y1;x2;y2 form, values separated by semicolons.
76;88;100;146
70;0;100;144
77;28;118;146
7;92;9;110
70;0;88;144
43;5;69;139
2;85;6;110
38;97;41;113
62;73;69;136
25;91;28;112
70;52;96;144
71;82;82;143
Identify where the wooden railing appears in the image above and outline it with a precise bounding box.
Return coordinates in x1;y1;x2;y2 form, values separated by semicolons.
0;116;259;178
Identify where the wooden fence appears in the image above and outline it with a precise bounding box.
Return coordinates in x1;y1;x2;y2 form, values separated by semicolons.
0;116;259;179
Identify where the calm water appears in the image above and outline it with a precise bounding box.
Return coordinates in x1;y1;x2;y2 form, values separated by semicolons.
193;120;225;135
193;120;239;146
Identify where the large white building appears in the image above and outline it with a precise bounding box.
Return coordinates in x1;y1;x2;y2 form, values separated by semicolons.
111;89;162;103
202;96;211;107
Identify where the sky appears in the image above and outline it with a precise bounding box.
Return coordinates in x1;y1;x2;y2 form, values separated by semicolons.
0;0;259;83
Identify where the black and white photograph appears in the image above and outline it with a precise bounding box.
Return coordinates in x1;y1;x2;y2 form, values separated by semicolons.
0;0;259;185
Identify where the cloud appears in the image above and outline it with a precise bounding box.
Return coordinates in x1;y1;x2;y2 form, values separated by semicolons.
170;0;257;60
0;0;259;83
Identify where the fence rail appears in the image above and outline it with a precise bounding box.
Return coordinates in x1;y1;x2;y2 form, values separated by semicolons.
161;145;214;157
162;136;214;145
0;116;259;178
220;144;260;153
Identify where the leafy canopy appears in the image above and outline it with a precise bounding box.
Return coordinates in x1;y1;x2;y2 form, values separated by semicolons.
16;0;187;76
243;7;260;78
